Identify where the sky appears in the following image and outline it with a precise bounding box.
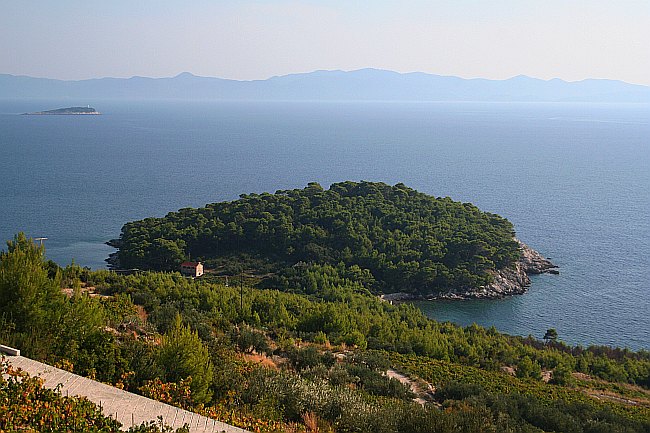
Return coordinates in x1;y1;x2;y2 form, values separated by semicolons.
1;1;649;85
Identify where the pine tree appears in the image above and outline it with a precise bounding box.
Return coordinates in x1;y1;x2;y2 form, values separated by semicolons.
543;328;558;344
156;314;214;404
0;233;63;334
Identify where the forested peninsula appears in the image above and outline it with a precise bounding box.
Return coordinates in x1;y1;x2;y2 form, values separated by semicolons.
110;181;556;298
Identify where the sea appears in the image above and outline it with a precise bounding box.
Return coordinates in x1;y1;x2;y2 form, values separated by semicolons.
1;99;648;350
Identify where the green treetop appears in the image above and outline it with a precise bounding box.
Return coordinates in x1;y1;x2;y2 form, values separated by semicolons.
113;181;521;297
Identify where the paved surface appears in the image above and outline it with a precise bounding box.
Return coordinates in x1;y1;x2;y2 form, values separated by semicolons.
4;355;250;433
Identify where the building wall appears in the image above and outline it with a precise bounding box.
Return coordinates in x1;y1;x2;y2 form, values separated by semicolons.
181;263;203;277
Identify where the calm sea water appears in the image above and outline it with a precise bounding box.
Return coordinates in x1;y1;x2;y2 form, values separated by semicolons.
1;99;648;350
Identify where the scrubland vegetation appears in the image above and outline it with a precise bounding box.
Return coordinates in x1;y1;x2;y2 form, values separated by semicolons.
2;233;650;432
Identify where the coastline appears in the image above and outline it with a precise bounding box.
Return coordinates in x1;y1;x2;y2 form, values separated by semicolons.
22;112;101;115
107;236;556;299
105;239;121;269
22;106;101;115
381;240;558;302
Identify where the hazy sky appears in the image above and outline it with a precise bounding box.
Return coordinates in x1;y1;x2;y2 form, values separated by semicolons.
2;1;649;85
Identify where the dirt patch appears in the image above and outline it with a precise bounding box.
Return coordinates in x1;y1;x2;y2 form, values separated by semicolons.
386;369;436;406
573;372;591;381
583;389;649;407
61;285;112;299
574;372;650;408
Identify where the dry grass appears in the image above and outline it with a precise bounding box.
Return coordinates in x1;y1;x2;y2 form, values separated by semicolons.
135;305;148;322
241;353;279;370
302;412;319;433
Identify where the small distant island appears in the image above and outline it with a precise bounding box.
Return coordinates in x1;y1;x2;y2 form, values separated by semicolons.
23;106;101;115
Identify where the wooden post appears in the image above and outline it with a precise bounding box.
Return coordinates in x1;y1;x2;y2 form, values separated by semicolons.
240;268;244;313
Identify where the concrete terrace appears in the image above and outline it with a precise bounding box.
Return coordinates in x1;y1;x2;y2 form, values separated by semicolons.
2;352;250;433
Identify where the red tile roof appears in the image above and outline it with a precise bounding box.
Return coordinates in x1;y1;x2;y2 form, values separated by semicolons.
181;262;200;267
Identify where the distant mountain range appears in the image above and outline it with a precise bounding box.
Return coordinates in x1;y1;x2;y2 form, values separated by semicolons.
1;69;649;102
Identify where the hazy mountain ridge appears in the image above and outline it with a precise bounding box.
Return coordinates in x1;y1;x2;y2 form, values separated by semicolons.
1;68;649;102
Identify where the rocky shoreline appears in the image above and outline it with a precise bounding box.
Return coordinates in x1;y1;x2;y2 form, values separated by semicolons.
105;239;122;269
381;240;558;302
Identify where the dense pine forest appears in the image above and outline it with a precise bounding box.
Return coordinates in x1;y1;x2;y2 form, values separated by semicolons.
111;181;522;296
2;234;649;432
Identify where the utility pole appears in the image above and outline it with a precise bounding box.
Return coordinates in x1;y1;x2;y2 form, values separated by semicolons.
34;237;48;246
239;267;244;313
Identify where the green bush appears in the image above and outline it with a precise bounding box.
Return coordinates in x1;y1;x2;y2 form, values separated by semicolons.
155;314;214;404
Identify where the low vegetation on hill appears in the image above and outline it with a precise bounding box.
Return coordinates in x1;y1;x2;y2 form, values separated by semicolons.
111;181;521;297
1;234;649;432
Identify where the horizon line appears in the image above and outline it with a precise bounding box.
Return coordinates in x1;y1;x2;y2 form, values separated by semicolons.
3;68;649;88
